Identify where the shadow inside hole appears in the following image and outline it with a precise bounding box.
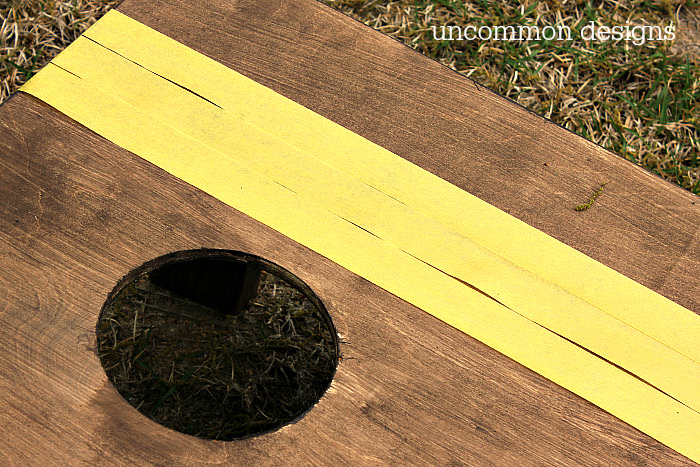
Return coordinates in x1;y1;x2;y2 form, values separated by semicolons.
96;250;339;441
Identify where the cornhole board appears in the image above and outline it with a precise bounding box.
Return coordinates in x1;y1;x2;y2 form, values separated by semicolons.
1;0;698;464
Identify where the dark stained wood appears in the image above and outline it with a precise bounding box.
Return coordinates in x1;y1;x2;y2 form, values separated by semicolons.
0;0;697;464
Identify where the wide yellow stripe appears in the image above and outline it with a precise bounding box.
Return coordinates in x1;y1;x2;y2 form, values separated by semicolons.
19;10;700;461
48;34;700;414
82;10;700;367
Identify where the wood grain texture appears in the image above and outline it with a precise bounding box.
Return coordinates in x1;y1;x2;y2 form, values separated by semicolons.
0;0;697;464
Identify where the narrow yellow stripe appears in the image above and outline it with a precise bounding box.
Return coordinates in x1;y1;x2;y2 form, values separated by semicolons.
20;10;700;461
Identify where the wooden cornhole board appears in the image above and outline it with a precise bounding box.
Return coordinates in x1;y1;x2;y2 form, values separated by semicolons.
1;0;698;464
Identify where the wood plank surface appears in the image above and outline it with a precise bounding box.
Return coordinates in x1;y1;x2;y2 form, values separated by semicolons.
0;0;697;464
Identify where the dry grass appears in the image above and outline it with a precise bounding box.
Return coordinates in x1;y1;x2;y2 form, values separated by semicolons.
97;269;337;440
0;0;119;102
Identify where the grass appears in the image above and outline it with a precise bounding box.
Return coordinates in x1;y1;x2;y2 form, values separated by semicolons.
97;268;338;440
0;0;120;100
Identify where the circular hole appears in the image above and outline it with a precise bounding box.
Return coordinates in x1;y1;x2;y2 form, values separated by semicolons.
96;250;339;440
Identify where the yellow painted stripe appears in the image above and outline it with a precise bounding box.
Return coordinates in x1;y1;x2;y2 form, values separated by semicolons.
20;10;700;461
